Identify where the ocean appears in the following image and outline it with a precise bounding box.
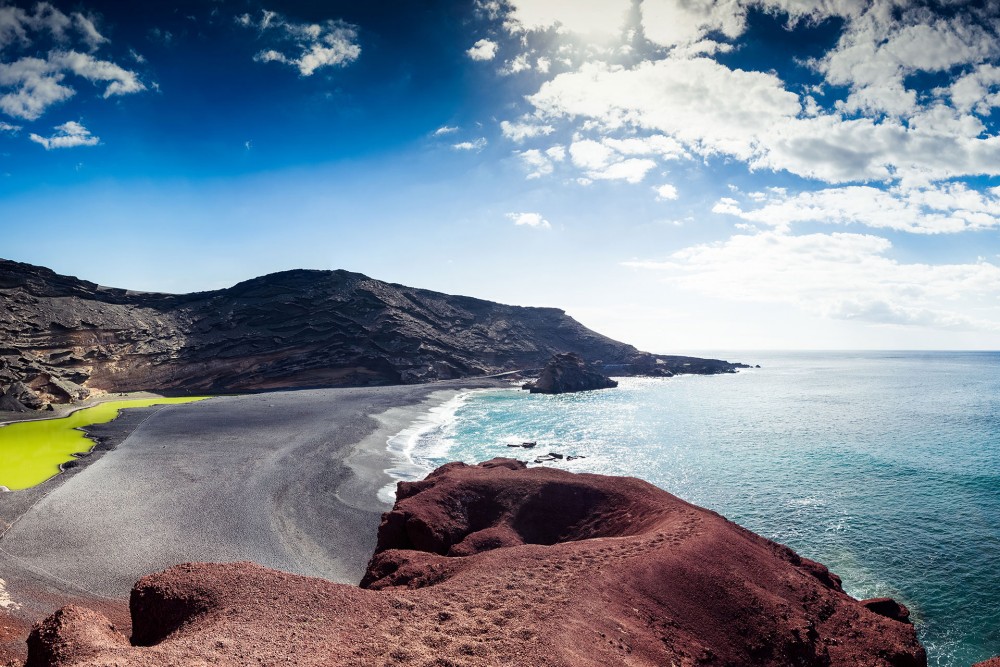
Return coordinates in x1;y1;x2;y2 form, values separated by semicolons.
386;351;1000;666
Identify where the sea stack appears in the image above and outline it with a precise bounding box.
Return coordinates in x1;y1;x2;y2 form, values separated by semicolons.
523;352;618;394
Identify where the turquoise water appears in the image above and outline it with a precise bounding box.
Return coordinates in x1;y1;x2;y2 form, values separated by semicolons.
392;352;1000;666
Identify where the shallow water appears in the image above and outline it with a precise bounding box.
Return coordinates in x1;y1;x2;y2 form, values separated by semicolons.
0;397;207;490
392;352;1000;667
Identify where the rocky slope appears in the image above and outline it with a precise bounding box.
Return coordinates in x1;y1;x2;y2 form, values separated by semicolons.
23;459;925;666
0;259;745;410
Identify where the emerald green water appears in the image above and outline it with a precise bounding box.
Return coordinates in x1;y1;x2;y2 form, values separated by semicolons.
0;397;207;491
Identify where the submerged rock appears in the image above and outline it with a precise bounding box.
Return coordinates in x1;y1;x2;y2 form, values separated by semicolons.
523;352;618;394
26;459;926;666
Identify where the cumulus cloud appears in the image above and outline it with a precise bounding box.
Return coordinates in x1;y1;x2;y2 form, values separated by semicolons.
813;7;996;117
503;0;631;37
714;183;1000;234
488;0;1000;190
0;6;142;122
29;120;98;149
566;135;677;183
452;137;487;151
517;145;565;178
0;3;107;51
238;9;360;76
0;121;20;132
499;119;554;142
507;211;551;228
0;50;144;120
625;230;1000;329
526;56;1000;185
467;38;498;61
655;183;678;200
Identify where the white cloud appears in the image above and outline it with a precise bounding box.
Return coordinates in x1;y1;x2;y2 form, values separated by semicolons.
507;211;551;228
452;138;487;151
0;6;143;122
0;50;144;120
569;138;615;170
72;12;107;50
29;120;98;149
567;137;667;183
517;145;565;178
714;183;1000;234
585;157;657;183
0;56;72;119
0;3;107;51
503;0;631;37
625;230;1000;330
655;183;678;200
526;55;1000;185
433;125;459;135
467;38;498;61
641;0;747;48
51;51;144;97
814;9;996;117
239;10;360;76
500;119;554;142
531;58;800;164
0;121;20;132
499;53;532;75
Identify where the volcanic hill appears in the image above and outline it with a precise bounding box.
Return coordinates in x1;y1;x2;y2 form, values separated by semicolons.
0;259;743;409
22;459;926;666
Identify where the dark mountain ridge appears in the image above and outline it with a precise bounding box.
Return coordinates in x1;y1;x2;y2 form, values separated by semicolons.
0;258;745;409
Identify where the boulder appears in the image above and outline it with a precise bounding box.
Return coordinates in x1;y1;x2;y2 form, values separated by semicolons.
523;352;618;394
1;381;44;411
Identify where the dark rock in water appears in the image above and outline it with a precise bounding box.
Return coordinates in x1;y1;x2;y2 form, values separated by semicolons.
524;352;618;394
505;441;537;449
862;597;911;623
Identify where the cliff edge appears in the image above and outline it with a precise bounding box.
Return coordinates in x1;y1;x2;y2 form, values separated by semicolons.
24;459;925;666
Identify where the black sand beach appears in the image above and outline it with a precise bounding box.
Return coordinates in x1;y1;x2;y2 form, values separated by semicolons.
0;380;503;657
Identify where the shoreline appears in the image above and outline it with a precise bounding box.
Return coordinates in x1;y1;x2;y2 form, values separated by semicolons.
0;379;507;663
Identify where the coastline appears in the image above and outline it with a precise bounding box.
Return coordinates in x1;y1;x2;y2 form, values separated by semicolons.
0;380;505;663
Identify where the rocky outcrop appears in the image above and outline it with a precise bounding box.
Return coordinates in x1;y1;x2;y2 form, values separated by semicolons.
0;259;746;409
522;352;618;394
25;459;925;666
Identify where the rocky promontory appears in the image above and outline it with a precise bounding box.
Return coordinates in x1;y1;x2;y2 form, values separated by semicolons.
0;259;746;411
522;352;618;394
22;460;925;666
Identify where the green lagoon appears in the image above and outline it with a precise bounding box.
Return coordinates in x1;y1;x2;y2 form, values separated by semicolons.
0;397;207;491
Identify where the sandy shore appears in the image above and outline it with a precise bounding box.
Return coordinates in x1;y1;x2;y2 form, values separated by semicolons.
0;379;504;662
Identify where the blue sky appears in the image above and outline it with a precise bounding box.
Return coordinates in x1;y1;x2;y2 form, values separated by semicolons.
1;0;1000;351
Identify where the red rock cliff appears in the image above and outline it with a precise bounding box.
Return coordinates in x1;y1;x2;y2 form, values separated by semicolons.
24;459;925;666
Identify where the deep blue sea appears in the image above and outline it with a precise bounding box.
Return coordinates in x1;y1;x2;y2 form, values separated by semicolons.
386;351;1000;666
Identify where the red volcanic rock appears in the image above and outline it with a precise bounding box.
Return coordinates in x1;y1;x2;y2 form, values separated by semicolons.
25;459;926;666
862;597;912;624
974;660;1000;667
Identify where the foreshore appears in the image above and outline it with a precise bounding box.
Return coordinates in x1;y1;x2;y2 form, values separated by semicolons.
0;379;506;663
